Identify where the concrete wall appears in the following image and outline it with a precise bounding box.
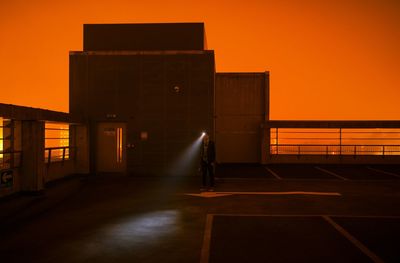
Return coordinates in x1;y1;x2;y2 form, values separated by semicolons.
44;160;76;183
21;121;45;192
84;23;206;51
215;72;269;163
70;51;215;176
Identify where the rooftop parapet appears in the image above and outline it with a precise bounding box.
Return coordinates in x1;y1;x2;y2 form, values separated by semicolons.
83;23;207;51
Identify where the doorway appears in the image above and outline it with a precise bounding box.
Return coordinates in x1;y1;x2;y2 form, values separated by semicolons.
96;122;126;173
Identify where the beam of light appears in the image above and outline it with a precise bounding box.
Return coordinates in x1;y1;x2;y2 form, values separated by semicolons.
101;210;179;243
73;210;180;259
168;132;205;176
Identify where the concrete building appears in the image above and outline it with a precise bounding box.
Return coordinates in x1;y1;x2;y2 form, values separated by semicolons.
0;103;88;198
70;23;269;175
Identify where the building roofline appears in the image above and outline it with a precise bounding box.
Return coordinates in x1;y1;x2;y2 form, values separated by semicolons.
70;50;214;56
83;22;205;26
216;72;269;75
265;120;400;128
0;103;83;123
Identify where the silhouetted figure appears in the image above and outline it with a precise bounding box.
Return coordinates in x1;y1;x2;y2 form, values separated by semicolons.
200;134;216;190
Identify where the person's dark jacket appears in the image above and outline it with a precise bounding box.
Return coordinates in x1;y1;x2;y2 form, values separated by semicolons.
200;141;216;163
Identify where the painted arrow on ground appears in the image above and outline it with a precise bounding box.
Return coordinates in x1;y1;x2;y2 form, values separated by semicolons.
184;191;342;198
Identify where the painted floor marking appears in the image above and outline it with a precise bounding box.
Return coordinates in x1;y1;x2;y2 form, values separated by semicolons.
264;167;282;180
366;166;400;179
185;191;341;198
200;214;214;263
322;215;384;263
210;214;400;218
315;166;348;180
201;214;397;263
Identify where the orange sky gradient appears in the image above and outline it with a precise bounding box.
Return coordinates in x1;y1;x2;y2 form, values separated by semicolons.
0;0;399;120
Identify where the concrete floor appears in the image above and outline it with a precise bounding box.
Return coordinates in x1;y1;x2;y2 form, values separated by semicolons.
1;165;400;262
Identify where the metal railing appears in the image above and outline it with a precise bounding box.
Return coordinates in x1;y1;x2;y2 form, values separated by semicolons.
0;150;22;169
45;146;75;164
270;144;400;156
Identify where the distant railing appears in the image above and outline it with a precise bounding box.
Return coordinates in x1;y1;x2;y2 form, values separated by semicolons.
0;150;22;169
270;144;400;156
45;146;75;164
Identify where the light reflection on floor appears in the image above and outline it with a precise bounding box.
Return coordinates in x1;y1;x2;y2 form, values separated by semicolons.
63;210;181;260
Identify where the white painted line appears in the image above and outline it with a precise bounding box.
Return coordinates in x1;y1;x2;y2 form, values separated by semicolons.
315;166;348;180
185;191;342;198
328;215;400;219
186;192;234;198
218;191;342;196
264;167;282;180
367;166;400;179
322;216;384;263
200;214;214;263
217;177;276;181
210;214;400;219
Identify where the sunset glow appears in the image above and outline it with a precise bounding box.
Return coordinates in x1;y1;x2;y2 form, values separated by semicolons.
0;0;399;120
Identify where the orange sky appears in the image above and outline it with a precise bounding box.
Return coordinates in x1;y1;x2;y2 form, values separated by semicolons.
0;0;399;120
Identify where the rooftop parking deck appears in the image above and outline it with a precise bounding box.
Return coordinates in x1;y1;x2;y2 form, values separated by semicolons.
1;164;400;262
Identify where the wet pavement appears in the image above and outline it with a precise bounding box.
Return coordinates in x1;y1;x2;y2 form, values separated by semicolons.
1;164;400;262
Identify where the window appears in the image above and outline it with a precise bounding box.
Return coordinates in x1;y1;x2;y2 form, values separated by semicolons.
0;118;20;169
45;122;70;162
116;127;123;163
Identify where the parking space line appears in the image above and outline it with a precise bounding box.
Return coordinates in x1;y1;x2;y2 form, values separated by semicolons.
315;166;348;180
206;213;400;219
322;216;384;263
200;214;214;263
264;167;282;180
203;214;399;262
209;214;400;218
366;166;400;179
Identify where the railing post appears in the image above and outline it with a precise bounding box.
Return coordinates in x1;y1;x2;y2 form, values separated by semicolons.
298;145;300;155
382;145;385;157
47;149;51;164
354;145;356;157
326;145;328;156
339;128;342;156
62;147;66;162
276;128;279;155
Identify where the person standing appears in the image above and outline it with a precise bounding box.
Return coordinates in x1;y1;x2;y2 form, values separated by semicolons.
200;134;216;190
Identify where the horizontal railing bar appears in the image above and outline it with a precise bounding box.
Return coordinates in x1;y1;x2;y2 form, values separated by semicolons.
276;131;400;134
271;144;400;146
278;138;400;140
45;146;75;150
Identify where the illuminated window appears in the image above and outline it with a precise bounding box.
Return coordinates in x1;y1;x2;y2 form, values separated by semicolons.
45;122;70;162
0;118;3;160
0;118;20;169
116;127;123;163
270;128;400;156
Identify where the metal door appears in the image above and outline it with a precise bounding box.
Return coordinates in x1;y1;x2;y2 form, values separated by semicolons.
96;122;126;173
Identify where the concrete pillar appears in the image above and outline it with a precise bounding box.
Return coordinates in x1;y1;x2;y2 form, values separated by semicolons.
21;121;45;192
262;72;270;164
2;120;13;167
